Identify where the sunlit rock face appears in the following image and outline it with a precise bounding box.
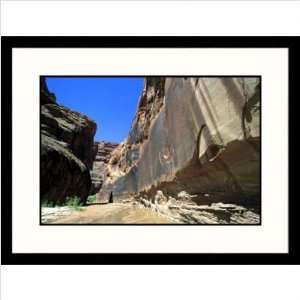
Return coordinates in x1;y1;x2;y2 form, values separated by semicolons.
41;77;96;205
89;141;118;195
98;77;260;211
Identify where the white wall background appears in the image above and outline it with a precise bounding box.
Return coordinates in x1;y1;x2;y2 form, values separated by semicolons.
1;1;300;36
2;265;300;300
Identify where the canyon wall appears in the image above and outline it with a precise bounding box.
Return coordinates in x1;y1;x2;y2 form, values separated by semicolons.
90;141;118;195
98;77;260;211
41;77;96;205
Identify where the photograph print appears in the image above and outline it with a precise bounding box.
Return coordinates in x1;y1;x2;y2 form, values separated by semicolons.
41;76;261;225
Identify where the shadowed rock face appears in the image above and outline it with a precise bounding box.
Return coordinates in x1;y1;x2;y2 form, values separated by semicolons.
41;77;96;205
41;77;56;105
98;77;261;212
89;141;118;195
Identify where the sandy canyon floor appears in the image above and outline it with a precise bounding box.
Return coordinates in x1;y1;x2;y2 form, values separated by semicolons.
42;203;174;224
42;200;260;225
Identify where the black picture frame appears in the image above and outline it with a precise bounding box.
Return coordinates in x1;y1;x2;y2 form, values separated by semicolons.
1;36;297;265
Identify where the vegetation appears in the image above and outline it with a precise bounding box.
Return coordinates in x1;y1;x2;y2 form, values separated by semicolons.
41;196;86;210
65;196;83;211
87;194;97;204
41;199;55;207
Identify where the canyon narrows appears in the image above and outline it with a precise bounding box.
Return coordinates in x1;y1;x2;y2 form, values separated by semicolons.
41;77;261;224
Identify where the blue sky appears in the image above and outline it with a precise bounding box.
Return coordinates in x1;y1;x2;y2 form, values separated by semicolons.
46;77;144;143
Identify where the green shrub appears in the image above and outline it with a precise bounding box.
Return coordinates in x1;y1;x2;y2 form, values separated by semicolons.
65;196;83;210
41;199;55;207
87;194;97;204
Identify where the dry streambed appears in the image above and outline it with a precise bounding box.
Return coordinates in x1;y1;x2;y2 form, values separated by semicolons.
42;198;260;225
42;203;174;224
42;206;76;223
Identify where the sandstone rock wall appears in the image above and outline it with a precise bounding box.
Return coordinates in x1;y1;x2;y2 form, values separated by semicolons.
41;77;96;205
89;141;118;195
98;77;260;209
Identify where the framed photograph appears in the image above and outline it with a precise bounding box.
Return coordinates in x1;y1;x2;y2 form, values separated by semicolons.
1;36;296;264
